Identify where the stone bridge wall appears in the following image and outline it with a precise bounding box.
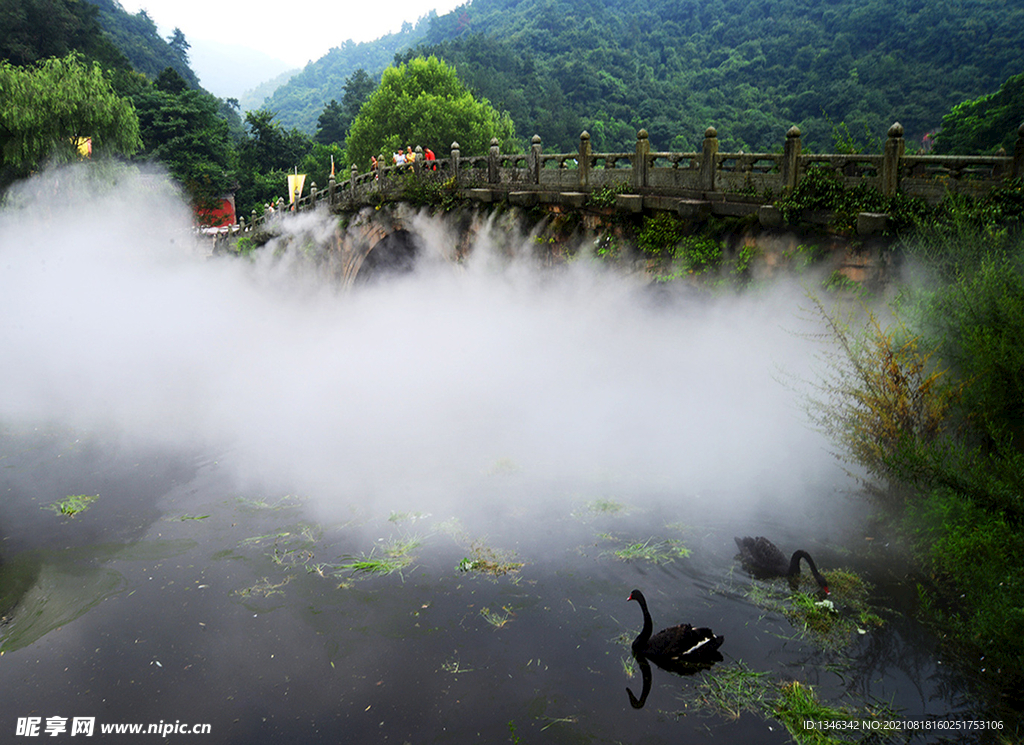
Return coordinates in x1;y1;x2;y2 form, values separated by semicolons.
233;122;1024;237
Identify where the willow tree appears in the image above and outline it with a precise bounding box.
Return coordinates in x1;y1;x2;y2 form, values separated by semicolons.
344;55;516;171
0;53;142;186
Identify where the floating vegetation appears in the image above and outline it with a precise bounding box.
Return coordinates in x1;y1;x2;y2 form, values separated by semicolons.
235;494;304;512
43;494;98;517
480;606;514;629
457;540;524;577
675;664;901;744
387;510;431;524
235;576;292;598
599;534;691;564
171;514;210;521
688;660;775;720
742;569;884;650
441;656;473;674
334;537;421;579
571;497;631;521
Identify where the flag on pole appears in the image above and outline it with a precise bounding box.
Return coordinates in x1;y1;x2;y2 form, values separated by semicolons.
288;173;306;205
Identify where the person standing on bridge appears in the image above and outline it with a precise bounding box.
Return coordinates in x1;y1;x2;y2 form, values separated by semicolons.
424;147;436;170
394;149;406;167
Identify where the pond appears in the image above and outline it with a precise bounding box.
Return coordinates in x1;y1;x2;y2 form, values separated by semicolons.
0;168;1002;743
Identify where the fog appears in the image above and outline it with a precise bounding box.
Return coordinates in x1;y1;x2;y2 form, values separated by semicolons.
0;166;846;525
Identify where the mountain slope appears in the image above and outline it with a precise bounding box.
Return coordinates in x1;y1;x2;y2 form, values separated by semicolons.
264;0;1024;154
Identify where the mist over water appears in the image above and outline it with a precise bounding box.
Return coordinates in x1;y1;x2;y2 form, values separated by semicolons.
1;166;844;528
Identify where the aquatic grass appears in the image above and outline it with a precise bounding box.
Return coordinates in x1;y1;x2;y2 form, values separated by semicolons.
235;494;304;512
676;665;901;744
334;536;421;578
457;540;524;577
387;510;430;524
600;535;691;564
739;568;882;650
235;576;292;598
480;606;514;629
43;494;98;517
690;660;776;720
571;497;631;520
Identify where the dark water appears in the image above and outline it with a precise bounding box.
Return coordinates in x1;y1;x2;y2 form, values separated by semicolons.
0;427;995;744
0;170;1011;743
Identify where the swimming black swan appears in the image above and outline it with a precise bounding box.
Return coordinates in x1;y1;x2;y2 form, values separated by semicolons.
733;536;830;594
627;589;724;663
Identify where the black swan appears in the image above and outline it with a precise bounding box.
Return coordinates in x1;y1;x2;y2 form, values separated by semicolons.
627;589;724;663
733;536;830;594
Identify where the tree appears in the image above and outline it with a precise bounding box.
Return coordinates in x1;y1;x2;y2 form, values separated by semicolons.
0;53;142;187
0;0;128;70
315;99;347;145
344;56;516;171
132;77;234;212
933;72;1024;155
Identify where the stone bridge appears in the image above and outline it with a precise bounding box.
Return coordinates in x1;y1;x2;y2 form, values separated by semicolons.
242;121;1023;232
224;122;1024;281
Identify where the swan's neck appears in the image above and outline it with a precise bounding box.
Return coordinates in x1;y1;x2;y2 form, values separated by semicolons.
634;597;653;648
790;550;828;588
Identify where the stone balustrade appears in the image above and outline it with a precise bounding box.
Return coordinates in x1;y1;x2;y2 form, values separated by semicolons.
235;122;1024;237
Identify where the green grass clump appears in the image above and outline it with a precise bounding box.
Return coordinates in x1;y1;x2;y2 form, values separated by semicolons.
600;534;691;564
43;494;98;517
335;536;421;578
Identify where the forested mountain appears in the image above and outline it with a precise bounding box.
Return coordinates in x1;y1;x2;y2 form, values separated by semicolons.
265;0;1024;153
259;17;437;135
85;0;200;88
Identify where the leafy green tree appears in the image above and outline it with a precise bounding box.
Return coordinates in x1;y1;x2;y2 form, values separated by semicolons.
131;72;234;212
345;55;516;171
0;53;141;187
234;110;317;216
933;72;1024;155
315;99;347;145
342;68;377;123
0;0;128;70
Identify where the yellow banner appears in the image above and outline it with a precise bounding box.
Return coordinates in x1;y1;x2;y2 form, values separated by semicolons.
73;137;92;158
288;174;306;204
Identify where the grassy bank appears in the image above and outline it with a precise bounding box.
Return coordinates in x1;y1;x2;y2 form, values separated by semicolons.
799;176;1024;720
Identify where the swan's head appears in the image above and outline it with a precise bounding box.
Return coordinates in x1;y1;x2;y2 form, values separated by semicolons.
627;589;643;603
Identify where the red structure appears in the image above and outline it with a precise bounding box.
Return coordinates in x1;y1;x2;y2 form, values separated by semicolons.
196;194;236;228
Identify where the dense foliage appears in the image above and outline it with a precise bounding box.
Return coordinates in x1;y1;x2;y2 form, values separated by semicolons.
933;72;1024;155
0;54;142;187
261;19;435;135
345;56;516;168
265;0;1024;154
803;178;1024;709
85;0;199;88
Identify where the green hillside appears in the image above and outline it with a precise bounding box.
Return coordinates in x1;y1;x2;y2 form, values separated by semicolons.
259;17;437;134
265;0;1024;153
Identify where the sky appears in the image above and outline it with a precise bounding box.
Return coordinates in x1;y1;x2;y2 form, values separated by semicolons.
118;0;468;68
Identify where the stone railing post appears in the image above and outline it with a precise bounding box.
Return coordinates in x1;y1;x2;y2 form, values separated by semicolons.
578;130;591;191
250;209;257;231
450;141;461;185
414;145;423;176
529;134;542;184
633;129;650;190
328;173;336;205
700;127;718;192
276;196;285;212
488;138;500;184
310;181;317;206
882;122;905;197
782;126;801;193
350;164;358;196
1013;121;1024;179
